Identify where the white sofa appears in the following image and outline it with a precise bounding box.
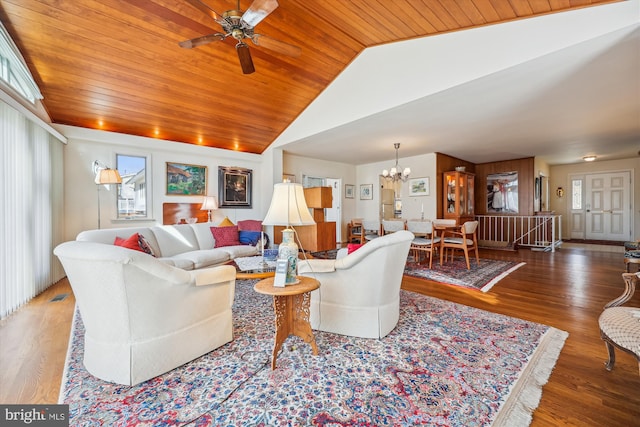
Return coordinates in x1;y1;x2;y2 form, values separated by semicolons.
76;222;259;270
298;230;414;339
54;241;237;386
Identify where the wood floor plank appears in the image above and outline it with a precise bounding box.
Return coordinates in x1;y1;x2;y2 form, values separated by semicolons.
0;246;638;425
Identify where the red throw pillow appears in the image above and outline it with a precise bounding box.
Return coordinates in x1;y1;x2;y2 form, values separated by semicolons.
210;226;241;248
114;233;145;252
347;243;364;254
237;219;263;232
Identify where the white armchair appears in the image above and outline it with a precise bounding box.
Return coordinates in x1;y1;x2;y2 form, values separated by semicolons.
54;241;237;386
298;230;414;339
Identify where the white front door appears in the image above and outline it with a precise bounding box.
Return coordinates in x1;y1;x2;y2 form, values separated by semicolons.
585;171;631;241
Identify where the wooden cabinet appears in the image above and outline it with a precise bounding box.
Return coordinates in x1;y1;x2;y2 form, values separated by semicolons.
443;171;475;224
273;186;336;252
274;222;337;253
303;187;333;222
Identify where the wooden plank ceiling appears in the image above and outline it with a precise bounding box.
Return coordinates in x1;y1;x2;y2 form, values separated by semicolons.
0;0;618;154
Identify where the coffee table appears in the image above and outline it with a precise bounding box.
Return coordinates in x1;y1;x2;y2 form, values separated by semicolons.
254;276;320;369
230;256;276;279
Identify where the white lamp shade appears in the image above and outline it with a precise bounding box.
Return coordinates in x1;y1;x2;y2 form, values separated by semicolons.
200;196;218;210
262;182;315;226
95;168;122;184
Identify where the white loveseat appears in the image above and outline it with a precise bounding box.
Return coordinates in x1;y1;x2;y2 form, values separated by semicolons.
76;222;259;270
298;230;414;339
54;241;237;386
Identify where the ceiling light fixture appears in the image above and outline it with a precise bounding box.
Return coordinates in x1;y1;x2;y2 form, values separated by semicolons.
381;143;411;183
583;155;597;162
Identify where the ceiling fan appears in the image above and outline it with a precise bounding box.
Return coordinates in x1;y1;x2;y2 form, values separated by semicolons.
179;0;301;74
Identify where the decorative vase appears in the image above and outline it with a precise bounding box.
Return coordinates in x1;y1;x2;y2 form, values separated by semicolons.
278;228;299;285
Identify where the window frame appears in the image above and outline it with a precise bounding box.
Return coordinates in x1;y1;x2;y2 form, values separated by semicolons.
115;153;151;220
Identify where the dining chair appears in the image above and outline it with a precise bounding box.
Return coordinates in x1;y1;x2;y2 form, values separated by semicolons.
440;220;480;269
406;220;440;268
381;219;406;235
347;219;364;244
431;219;457;245
361;219;381;242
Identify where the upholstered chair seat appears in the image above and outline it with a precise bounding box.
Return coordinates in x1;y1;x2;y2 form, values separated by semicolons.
598;272;640;375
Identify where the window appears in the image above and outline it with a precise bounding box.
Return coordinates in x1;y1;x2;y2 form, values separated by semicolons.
116;154;148;219
571;179;582;210
0;23;42;104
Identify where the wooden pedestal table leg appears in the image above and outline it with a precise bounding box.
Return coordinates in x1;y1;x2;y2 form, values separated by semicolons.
271;292;319;369
253;276;320;370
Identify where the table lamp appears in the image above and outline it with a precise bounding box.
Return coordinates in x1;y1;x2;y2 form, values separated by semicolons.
262;181;315;284
200;196;218;222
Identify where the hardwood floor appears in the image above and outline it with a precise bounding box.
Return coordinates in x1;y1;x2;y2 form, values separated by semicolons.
1;246;639;426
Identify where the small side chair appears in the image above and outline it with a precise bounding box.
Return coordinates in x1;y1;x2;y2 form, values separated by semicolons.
440;220;480;270
406;220;440;269
598;272;640;375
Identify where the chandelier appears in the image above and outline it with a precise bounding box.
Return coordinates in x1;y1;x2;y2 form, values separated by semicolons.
381;143;411;182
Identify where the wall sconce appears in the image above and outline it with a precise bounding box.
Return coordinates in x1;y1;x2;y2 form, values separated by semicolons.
556;187;564;198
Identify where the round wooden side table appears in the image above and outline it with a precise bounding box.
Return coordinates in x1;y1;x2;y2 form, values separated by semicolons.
254;276;320;369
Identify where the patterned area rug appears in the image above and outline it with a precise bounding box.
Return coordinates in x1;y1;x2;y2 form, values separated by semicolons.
60;280;567;426
404;257;526;292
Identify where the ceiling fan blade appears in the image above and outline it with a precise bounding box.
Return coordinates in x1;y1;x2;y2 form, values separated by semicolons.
241;0;279;27
236;42;255;74
185;0;227;26
251;34;301;57
179;33;226;49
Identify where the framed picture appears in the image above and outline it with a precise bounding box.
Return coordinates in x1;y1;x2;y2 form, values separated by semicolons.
487;171;518;214
166;162;207;196
345;184;355;199
218;166;252;208
409;177;429;196
360;184;373;200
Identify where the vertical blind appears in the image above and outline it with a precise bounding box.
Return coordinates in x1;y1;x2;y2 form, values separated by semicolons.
0;100;65;319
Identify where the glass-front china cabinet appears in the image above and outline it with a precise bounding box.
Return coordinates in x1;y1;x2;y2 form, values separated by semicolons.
443;170;475;225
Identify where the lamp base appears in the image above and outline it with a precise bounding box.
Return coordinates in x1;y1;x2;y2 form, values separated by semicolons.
278;228;299;285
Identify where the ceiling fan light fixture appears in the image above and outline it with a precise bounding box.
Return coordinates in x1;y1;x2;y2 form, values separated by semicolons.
236;42;255;74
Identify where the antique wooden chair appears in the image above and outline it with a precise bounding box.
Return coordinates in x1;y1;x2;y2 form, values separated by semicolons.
598;272;640;375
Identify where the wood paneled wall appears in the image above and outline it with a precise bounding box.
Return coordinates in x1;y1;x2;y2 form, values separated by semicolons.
475;157;535;215
435;153;536;218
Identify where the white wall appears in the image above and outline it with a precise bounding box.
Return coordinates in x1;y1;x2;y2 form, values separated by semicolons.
356;153;438;223
57;125;270;242
62;121;636;245
284;151;438;234
550;157;640;240
283;153;357;239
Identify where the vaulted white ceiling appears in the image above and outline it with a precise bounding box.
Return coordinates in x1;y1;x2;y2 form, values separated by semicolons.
275;1;640;166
